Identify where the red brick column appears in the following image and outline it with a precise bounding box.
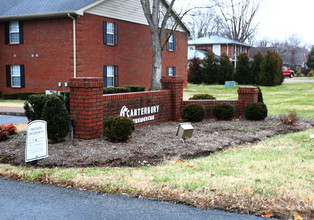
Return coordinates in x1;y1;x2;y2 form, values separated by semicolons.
237;87;259;116
69;77;104;139
160;76;184;120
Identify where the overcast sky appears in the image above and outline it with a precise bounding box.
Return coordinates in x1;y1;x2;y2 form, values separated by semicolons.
175;0;314;47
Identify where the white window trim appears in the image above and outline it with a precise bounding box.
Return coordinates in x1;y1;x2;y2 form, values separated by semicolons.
167;67;174;76
106;22;114;45
11;65;21;88
9;21;20;44
107;65;114;87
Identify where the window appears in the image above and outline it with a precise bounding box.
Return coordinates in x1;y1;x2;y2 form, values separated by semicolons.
103;21;118;45
166;67;176;76
166;33;176;51
5;21;23;44
6;65;25;88
104;65;118;87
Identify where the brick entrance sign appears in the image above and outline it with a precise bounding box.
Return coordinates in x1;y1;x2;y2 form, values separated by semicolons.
70;77;258;139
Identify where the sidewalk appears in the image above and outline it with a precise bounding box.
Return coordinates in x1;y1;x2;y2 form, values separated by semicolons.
0;103;25;116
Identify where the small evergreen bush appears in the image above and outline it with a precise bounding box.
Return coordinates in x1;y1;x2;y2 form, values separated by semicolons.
124;85;145;92
189;93;216;100
202;51;219;84
296;70;302;77
18;92;44;100
181;104;206;122
42;95;71;142
251;52;264;84
235;53;251;85
309;69;314;77
212;103;235;120
103;116;135;142
24;94;48;121
244;102;268;120
217;54;233;85
259;50;284;86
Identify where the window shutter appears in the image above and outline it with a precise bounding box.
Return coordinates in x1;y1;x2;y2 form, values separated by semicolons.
173;34;176;52
166;33;170;51
114;23;118;46
166;67;169;76
173;67;176;76
19;21;23;44
103;65;107;87
114;66;118;87
4;22;9;44
20;65;25;88
103;21;107;44
6;65;11;87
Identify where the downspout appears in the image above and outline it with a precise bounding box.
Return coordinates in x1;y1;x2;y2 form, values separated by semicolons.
68;13;77;78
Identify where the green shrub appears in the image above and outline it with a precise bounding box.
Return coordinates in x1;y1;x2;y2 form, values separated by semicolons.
188;57;202;84
181;104;206;122
259;50;284;86
217;54;233;85
103;87;130;94
103;116;135;142
42;95;71;142
309;69;314;77
24;94;48;121
189;94;216;100
296;70;302;77
244;102;268;120
257;86;264;103
212;103;235;120
124;86;145;92
0;91;2;98
60;91;70;113
2;93;19;100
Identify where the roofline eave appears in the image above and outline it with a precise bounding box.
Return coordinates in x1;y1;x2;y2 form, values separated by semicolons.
0;11;78;21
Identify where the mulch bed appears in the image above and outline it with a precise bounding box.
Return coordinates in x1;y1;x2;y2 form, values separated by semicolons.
0;117;313;167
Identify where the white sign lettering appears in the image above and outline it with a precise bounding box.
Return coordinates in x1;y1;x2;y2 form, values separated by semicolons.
120;105;159;124
25;120;48;162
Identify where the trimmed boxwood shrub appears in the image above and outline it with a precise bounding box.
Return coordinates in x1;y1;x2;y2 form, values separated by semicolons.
124;85;145;92
189;93;216;100
24;94;48;121
181;104;206;122
244;102;268;120
2;93;19;100
2;92;44;100
103;87;130;94
42;95;71;142
103;116;135;142
212;103;235;120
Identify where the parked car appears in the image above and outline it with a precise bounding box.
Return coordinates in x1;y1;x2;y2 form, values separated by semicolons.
282;66;295;78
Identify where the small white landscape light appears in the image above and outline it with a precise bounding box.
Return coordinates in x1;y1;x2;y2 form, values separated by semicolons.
176;122;194;143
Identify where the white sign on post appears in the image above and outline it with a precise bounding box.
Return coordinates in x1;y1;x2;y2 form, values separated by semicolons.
25;120;48;162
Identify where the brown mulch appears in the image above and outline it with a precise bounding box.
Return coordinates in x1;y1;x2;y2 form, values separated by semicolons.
1;116;313;168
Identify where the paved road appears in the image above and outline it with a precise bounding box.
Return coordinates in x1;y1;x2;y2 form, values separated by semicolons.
0;115;28;124
285;78;314;82
0;180;267;220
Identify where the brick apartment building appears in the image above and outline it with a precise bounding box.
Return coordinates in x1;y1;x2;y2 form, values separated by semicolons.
188;35;252;68
0;0;189;94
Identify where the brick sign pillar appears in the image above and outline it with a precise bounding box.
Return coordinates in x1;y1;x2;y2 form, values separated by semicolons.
237;87;259;115
160;76;184;120
69;77;104;139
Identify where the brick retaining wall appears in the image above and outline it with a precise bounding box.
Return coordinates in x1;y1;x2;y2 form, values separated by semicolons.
70;77;258;139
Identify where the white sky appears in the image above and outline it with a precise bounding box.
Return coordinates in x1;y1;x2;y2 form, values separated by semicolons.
175;0;314;47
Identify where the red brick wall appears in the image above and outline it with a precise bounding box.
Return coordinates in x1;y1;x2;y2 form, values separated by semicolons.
70;77;258;139
0;14;188;93
0;18;73;93
76;13;188;89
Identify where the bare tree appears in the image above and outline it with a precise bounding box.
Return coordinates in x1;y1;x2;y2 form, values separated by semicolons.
187;9;223;39
215;0;261;43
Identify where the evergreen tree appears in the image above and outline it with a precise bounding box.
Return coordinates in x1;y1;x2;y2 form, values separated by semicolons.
250;52;264;84
202;51;218;84
259;50;284;86
217;54;233;84
188;57;202;84
306;47;314;70
235;53;251;84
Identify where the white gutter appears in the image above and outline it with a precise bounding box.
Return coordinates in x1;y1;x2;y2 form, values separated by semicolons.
68;14;77;78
